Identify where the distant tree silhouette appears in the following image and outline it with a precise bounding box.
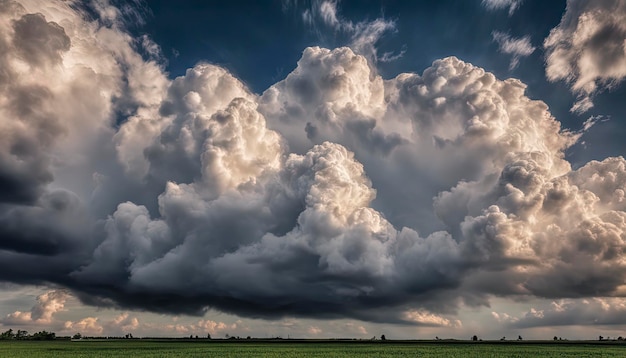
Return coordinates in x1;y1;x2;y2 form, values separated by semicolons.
380;335;386;341
0;329;15;340
599;336;604;341
32;331;55;340
518;335;522;341
472;335;478;341
553;336;558;341
1;329;58;340
500;336;506;341
207;333;211;339
72;333;82;340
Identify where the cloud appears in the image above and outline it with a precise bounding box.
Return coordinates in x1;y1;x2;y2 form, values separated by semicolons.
481;0;523;15
107;316;238;337
296;0;399;63
12;12;70;67
0;0;167;286
492;31;535;69
496;298;626;328
318;0;341;30
403;309;462;328
1;290;68;325
0;288;239;337
158;319;238;337
544;0;626;113
2;0;626;329
581;115;610;132
64;317;104;336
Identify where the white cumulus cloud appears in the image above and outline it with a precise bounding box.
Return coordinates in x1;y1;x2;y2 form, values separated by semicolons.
2;290;68;326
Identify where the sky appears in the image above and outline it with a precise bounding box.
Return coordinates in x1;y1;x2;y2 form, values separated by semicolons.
1;0;626;340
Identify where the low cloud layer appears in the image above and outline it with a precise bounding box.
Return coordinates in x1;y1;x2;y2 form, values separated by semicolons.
544;0;626;113
1;0;626;327
494;298;626;328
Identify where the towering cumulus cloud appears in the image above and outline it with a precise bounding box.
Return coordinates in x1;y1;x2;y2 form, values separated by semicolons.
1;0;626;325
544;0;626;113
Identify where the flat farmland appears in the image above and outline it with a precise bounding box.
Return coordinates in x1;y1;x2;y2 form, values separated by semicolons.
2;340;626;357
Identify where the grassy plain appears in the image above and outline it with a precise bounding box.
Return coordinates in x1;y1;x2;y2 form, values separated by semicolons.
2;340;626;357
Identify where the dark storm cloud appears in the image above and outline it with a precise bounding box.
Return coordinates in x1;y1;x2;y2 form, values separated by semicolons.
1;0;626;327
0;21;65;205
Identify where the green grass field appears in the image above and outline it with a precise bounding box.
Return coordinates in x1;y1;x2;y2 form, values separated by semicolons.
2;340;626;357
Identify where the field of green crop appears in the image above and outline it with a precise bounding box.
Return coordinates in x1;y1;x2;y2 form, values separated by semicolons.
2;340;626;357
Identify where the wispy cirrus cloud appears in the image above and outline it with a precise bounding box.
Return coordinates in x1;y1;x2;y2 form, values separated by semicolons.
481;0;523;15
299;0;400;63
492;31;535;69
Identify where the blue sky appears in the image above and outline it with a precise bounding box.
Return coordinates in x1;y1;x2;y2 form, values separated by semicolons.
2;0;626;340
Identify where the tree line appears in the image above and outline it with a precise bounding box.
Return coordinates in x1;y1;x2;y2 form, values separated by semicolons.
1;328;56;340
